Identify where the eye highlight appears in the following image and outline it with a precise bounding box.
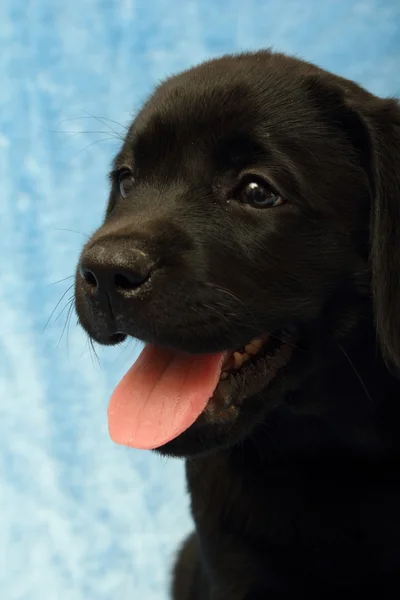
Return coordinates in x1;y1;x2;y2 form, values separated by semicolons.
118;169;135;198
236;179;283;208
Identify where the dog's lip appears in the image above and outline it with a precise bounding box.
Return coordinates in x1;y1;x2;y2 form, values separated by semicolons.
239;329;295;374
210;327;298;410
89;331;127;346
112;332;127;342
111;325;299;355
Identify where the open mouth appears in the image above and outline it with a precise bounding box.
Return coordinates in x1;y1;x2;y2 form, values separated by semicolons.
107;328;297;451
207;329;296;415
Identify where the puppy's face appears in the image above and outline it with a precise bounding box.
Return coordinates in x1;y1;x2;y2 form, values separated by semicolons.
75;52;373;457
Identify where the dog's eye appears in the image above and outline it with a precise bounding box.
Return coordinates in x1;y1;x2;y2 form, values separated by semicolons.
238;181;283;208
119;170;134;198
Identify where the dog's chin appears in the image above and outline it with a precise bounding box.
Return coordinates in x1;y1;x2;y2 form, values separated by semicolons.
154;379;282;459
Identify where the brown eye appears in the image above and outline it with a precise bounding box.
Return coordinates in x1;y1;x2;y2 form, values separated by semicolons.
119;170;134;198
238;180;283;208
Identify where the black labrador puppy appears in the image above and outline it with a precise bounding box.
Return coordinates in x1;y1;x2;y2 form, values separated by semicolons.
74;51;400;598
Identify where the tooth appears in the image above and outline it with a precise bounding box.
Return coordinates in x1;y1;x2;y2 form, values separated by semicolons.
233;352;249;370
245;336;265;355
245;342;260;355
233;352;242;369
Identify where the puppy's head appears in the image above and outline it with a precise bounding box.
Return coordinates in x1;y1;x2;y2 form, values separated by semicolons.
75;51;400;457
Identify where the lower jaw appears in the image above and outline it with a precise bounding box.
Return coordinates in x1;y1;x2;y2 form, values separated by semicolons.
156;334;296;458
149;330;299;459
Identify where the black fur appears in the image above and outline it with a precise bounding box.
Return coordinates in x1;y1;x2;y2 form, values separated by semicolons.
75;51;400;598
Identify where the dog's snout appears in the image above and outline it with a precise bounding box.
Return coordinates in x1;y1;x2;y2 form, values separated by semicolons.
79;239;154;299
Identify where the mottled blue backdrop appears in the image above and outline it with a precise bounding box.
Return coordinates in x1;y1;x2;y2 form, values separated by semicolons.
1;1;399;599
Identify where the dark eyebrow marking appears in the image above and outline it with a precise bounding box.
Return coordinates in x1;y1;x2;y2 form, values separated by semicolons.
216;134;268;171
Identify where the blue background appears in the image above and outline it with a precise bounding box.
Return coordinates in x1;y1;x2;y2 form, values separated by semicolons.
1;1;399;598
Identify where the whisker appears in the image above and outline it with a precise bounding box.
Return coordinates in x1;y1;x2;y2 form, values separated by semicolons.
58;113;128;131
267;331;304;353
88;336;101;369
57;299;75;349
82;110;126;139
353;268;372;276
338;344;373;404
248;433;265;461
42;284;74;333
205;282;248;309
54;227;91;240
40;125;121;138
53;295;74;326
68;130;122;140
68;137;120;163
46;275;74;287
200;302;235;321
65;301;75;355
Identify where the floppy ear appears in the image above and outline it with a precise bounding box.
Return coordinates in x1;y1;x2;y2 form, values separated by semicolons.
305;72;400;370
359;96;400;371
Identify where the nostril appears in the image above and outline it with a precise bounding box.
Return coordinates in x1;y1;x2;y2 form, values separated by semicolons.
79;245;153;297
80;266;98;288
114;270;149;292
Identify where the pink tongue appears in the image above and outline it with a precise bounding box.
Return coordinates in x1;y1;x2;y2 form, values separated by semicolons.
108;343;225;450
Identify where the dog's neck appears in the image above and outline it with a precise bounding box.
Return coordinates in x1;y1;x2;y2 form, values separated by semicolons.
184;302;400;595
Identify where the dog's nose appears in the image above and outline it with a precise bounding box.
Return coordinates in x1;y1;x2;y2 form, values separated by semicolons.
79;240;154;299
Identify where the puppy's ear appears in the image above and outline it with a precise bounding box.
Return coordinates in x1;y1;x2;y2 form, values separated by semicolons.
345;89;400;373
306;73;400;370
365;97;400;371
